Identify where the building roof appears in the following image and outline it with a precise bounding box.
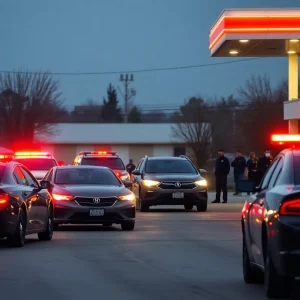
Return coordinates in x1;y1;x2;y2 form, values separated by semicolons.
34;123;194;144
209;8;300;57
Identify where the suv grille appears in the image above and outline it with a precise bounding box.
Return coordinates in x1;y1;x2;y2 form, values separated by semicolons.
158;182;196;189
74;197;117;207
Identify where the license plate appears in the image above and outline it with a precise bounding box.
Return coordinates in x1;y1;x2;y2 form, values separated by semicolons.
172;192;184;199
89;208;105;217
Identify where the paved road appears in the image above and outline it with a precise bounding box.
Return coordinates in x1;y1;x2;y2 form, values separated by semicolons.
0;201;298;300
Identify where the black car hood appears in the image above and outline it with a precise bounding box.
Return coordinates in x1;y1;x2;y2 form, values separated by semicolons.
53;185;129;197
144;173;201;181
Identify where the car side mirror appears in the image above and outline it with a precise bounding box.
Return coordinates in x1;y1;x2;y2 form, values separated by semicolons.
132;170;141;175
199;169;207;173
123;180;133;189
40;180;52;189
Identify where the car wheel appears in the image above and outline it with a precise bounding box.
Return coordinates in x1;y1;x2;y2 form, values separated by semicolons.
264;243;293;298
38;208;54;241
184;204;193;210
196;201;207;212
7;208;26;247
243;236;263;283
121;222;135;231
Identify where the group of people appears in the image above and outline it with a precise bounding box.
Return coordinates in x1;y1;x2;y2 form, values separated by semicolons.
212;149;273;203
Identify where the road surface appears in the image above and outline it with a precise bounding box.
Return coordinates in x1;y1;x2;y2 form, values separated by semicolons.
0;197;299;299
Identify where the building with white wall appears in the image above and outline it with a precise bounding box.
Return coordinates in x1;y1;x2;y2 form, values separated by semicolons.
34;123;192;165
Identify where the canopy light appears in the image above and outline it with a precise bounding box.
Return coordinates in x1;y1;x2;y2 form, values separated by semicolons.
239;40;249;43
229;50;239;55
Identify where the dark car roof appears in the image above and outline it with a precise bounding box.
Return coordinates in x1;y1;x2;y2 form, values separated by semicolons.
55;165;109;170
147;156;187;161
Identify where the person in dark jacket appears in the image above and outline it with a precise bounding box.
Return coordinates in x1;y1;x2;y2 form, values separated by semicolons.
126;159;136;180
212;149;230;203
231;150;246;195
257;149;273;182
245;152;259;194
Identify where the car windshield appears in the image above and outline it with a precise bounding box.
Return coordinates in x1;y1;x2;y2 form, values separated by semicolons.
81;157;125;170
0;165;5;182
13;158;57;170
145;159;197;174
54;168;121;185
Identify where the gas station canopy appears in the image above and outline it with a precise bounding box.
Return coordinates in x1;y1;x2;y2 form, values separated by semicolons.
209;8;300;57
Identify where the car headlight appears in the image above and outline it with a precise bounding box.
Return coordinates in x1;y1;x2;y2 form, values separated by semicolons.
194;179;207;187
118;193;135;201
143;180;160;187
121;174;130;180
52;193;73;201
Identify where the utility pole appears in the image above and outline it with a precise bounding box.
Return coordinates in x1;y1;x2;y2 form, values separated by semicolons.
120;74;136;123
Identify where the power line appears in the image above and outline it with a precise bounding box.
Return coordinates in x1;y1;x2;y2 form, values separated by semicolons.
0;58;261;76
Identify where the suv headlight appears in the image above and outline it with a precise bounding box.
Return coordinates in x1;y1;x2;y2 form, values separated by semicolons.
143;180;160;187
118;193;135;201
120;174;130;180
195;179;207;187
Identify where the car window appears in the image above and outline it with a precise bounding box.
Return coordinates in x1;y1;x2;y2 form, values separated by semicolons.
268;157;283;188
292;155;300;185
45;169;54;182
81;157;125;170
0;165;6;182
261;158;280;190
13;158;57;170
19;166;39;188
54;168;122;186
136;159;144;171
14;166;29;186
145;159;197;174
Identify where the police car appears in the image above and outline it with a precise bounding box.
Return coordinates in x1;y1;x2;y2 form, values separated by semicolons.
73;151;130;181
13;151;61;181
240;134;300;299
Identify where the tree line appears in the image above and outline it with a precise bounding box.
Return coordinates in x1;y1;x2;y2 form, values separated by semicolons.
0;71;294;162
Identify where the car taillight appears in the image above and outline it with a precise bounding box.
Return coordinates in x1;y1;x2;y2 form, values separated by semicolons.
115;172;121;178
0;193;8;206
279;199;300;216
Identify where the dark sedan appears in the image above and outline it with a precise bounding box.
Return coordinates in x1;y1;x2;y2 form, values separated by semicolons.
240;147;300;299
132;156;208;212
0;161;53;247
41;166;136;231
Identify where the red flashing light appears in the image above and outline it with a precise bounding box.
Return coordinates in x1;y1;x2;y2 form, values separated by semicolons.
0;193;8;205
0;155;13;162
279;199;300;216
242;202;251;217
14;151;51;157
271;134;300;145
115;172;121;178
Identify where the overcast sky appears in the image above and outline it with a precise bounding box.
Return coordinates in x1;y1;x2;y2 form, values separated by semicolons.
1;0;299;111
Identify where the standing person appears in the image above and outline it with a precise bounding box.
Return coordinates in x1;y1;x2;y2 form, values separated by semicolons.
126;159;136;180
231;150;246;196
245;152;259;194
212;149;230;203
257;149;273;182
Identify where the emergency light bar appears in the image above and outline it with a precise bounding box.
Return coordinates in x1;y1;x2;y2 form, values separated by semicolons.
79;151;117;156
271;134;300;145
14;151;51;157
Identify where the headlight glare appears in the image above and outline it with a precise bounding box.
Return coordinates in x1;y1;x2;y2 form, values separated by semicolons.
118;193;135;201
195;179;207;187
143;180;160;187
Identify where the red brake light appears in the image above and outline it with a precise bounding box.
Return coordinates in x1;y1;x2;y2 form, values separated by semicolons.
279;199;300;216
242;202;251;216
0;193;8;205
116;172;121;178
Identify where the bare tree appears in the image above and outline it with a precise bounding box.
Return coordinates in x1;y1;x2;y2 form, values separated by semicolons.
237;74;288;153
0;71;66;147
172;97;212;168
